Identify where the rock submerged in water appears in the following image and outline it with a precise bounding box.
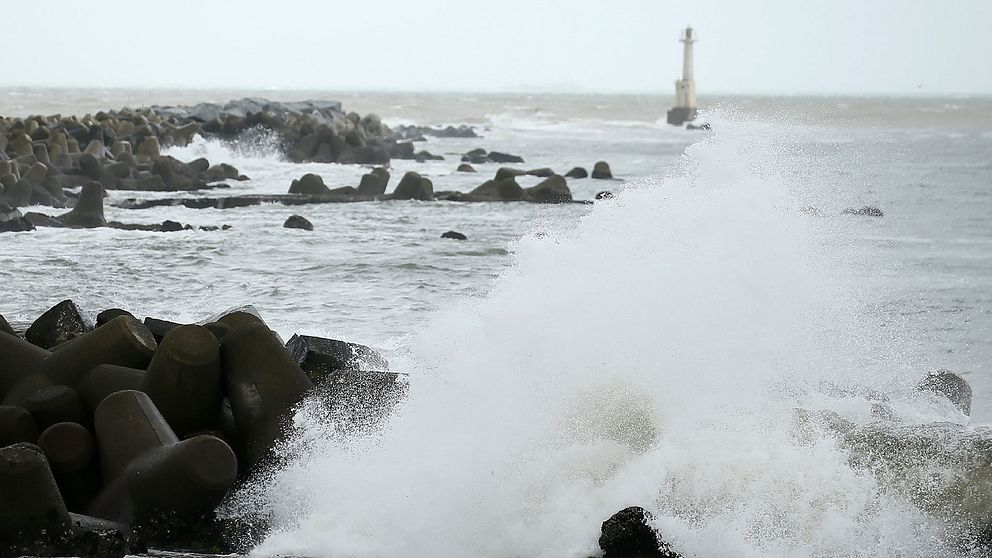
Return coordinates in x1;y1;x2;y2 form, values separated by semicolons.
441;230;467;240
600;507;681;558
288;173;330;195
842;205;884;217
391;171;434;201
565;166;588;179
457;163;476;173
591;161;613;179
284;215;314;231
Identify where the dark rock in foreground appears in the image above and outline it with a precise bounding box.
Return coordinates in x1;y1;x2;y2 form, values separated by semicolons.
25;300;93;349
600;507;681;558
392;171;434;201
284;215;314;231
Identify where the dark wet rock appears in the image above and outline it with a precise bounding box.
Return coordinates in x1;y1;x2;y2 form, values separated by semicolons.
461;148;490;164
96;308;134;327
393;124;477;141
525;174;573;203
0;216;34;232
600;507;680;558
58;182;105;227
284;215;314;231
357;167;390;197
565;166;588;179
391;171;434;201
457;163;476;173
23;212;65;228
285;334;389;382
288;173;331;195
25;300;93;349
143;317;182;342
0;443;74;551
488;151;524;164
591;161;613;179
842;205;884;217
414;150;444;162
596;190;616;200
917;369;972;415
441;230;467;240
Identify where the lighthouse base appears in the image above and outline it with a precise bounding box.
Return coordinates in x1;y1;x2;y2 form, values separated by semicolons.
666;107;697;126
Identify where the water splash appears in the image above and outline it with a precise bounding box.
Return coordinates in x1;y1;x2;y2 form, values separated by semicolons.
226;116;963;557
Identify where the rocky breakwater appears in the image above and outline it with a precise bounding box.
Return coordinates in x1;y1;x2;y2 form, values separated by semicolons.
0;301;401;556
150;98;422;164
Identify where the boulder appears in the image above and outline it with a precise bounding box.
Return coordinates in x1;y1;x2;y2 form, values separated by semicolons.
487;151;524;164
96;309;135;327
591;161;613;179
25;300;93;349
564;166;588;178
285;334;389;382
288;173;331;195
22;386;88;430
37;422;100;512
78;364;146;415
456;163;476;173
600;507;680;558
0;312;15;336
441;230;467;240
392;171;434;201
524;174;572;203
58;182;105;228
284;215;314;231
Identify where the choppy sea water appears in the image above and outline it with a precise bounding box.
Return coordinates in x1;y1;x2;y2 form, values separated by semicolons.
1;89;991;556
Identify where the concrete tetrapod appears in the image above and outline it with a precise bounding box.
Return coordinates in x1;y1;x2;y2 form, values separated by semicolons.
0;443;73;544
0;332;51;400
41;315;157;389
141;325;222;437
88;391;237;536
77;364;146;414
37;422;100;512
220;323;314;469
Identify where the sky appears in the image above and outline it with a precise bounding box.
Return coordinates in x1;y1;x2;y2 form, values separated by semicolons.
1;0;990;95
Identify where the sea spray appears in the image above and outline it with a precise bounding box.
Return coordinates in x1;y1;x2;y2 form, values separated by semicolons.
224;117;961;557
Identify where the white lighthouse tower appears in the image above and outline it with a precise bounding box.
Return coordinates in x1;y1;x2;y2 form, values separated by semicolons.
667;26;698;126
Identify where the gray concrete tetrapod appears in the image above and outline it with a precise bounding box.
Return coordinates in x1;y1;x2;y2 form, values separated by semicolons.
41;315;157;389
221;323;314;469
0;443;72;542
37;422;100;512
23;385;88;430
58;181;106;228
0;405;40;446
0;331;51;400
78;364;146;414
141;325;222;437
93;390;178;484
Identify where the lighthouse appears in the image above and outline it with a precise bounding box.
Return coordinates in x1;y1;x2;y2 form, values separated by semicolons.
666;26;698;126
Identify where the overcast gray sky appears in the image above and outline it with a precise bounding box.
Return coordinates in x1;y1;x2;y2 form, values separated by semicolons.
2;0;990;95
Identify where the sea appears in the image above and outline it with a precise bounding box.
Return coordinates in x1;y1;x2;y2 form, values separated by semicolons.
1;88;991;557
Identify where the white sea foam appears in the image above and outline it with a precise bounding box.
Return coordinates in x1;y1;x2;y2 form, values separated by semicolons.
223;117;970;557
